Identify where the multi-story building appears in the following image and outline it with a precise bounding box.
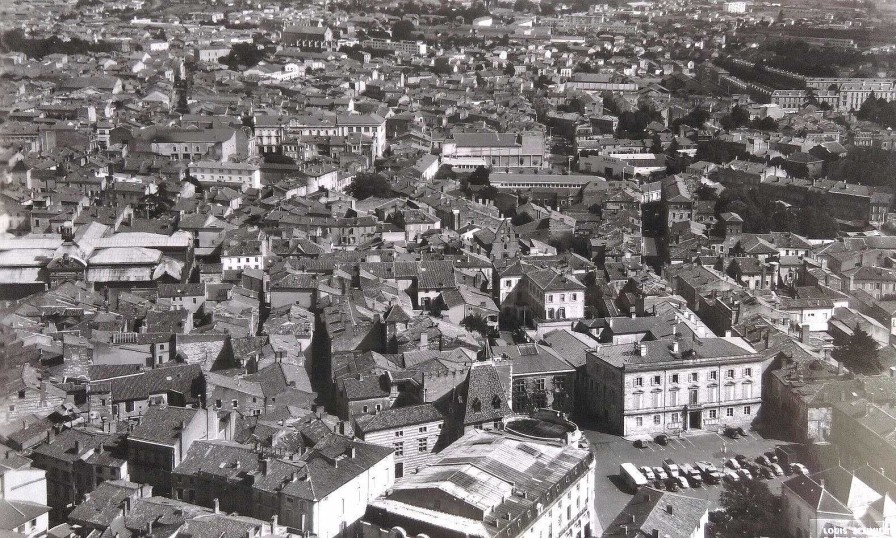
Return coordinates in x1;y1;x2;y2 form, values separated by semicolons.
354;403;445;479
441;132;547;170
188;161;262;190
281;25;334;50
30;428;128;521
127;406;231;495
360;38;427;56
585;336;764;436
360;428;596;538
0;452;50;537
172;434;393;538
254;114;387;159
520;267;586;322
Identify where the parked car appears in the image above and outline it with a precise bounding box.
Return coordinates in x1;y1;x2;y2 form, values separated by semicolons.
641;466;655;481
724;469;740;482
665;477;679;492
791;463;809;476
747;462;763;476
737;468;753;480
725;458;741;470
723;426;740;439
654;467;668;481
675;476;689;489
770;463;784;476
735;454;749;465
736;427;747;437
759;466;774;479
655;434;669;446
764;451;779;463
662;458;681;478
634;439;649;449
756;455;771;467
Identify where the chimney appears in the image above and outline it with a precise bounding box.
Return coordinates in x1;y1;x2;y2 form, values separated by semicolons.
724;330;732;337
74;440;82;454
146;521;153;536
819;478;825;490
348;446;356;459
420;332;428;347
800;323;811;344
271;515;278;534
665;504;673;514
890;366;895;378
609;318;614;329
652;530;660;538
213;498;220;514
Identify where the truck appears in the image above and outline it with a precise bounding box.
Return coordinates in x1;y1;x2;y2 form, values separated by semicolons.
696;461;723;484
680;463;703;487
662;458;681;478
620;462;648;493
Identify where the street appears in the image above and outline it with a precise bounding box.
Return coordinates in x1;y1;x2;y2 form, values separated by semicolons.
580;426;802;528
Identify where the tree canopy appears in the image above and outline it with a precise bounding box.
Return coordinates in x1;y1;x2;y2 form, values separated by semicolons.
712;478;784;538
345;172;393;200
832;325;880;375
715;186;839;239
220;42;266;70
391;19;416;41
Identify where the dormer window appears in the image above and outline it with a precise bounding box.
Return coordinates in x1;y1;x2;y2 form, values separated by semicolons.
492;395;502;409
472;398;482;412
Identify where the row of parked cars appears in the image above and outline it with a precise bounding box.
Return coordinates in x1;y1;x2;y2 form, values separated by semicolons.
722;452;809;482
633;427;749;449
620;451;810;493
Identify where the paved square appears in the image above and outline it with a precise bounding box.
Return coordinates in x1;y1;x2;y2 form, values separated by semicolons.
581;427;797;528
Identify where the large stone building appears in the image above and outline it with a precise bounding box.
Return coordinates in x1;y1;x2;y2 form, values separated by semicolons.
585;336;764;436
360;428;597;538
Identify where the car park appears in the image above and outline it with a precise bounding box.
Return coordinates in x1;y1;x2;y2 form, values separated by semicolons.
737;468;753;480
769;463;784;476
735;454;749;465
675;476;689;489
759;466;774;479
725;458;741;470
665;477;679;492
736;427;747;437
634;439;649;449
654;467;668;481
724;469;740;482
756;455;771;467
640;466;655;481
723;427;740;439
765;451;779;463
680;463;703;487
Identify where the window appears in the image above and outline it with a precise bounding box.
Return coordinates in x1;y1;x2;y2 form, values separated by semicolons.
634;393;643;409
635;416;643;427
744;406;752;415
394;430;404;437
742;383;753;399
653;414;661;425
572;293;577;300
418;438;428;452
726;407;734;417
671;412;680;423
560;294;565;302
689;389;698;405
419;426;427;433
393;442;403;456
17;390;25;399
553;376;565;392
634;377;643;387
215;399;222;409
708;409;718;419
744;367;752;377
726;369;735;379
709;371;717;381
690;372;698;382
125;401;135;412
232;399;238;408
652;375;661;386
535;378;546;391
671;374;679;384
669;390;678;406
362;405;368;413
548;294;553;302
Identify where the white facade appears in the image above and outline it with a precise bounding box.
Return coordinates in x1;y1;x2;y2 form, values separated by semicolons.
189;161;262;190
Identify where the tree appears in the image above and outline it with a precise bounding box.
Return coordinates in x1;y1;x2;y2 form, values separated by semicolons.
468;166;490;186
503;62;516;76
832;325;880;375
461;314;492;338
649;134;663;154
391;19;416;41
386;210;406;228
511;212;534;226
345;172;392;200
712;479;784;538
220;42;266;70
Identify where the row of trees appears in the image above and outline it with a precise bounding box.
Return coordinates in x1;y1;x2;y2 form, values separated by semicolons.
857;92;896;130
0;29;119;59
714;186;839;239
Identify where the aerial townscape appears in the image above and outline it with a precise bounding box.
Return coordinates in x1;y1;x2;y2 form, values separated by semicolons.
6;0;896;537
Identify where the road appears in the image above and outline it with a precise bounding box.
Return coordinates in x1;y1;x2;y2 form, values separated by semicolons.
580;426;801;529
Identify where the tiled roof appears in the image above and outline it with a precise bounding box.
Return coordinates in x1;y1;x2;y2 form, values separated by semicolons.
355;403;444;434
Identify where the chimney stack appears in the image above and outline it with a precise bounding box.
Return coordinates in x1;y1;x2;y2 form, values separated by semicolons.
639;343;648;356
213;498;220;514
